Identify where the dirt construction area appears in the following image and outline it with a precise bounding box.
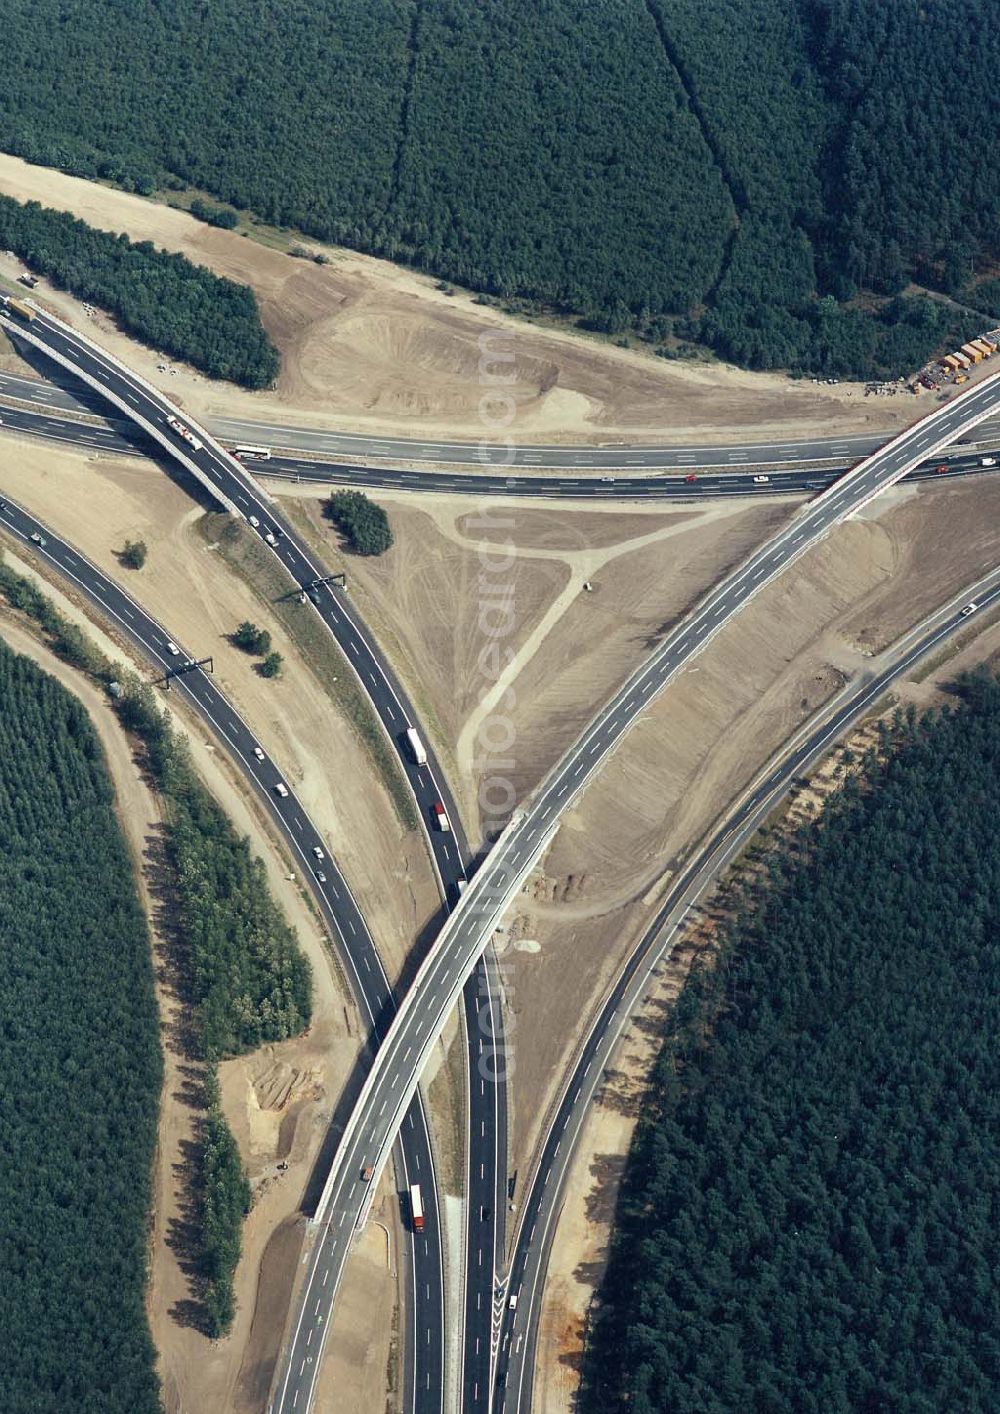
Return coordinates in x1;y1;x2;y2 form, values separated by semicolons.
0;151;914;448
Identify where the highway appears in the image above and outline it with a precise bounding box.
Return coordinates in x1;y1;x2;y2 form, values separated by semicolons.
1;302;516;1414
0;305;488;1414
1;379;1000;506
4;315;999;1411
282;367;1000;1402
0;489;445;1411
493;562;1000;1412
1;364;999;469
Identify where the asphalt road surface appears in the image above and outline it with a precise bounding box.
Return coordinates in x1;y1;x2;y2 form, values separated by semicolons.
493;563;1000;1411
289;369;1000;1401
5;322;998;1411
1;384;1000;506
2;364;999;469
0;488;444;1412
3;304;518;1414
0;308;470;1414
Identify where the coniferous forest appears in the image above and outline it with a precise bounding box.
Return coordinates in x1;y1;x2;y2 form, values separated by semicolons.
0;556;312;1339
0;641;161;1413
0;197;278;389
585;675;1000;1413
0;0;997;375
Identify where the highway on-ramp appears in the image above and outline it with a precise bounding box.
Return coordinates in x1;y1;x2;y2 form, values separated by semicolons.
492;564;1000;1411
277;369;1000;1411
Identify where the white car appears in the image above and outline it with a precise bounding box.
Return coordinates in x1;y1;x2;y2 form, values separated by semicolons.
961;602;979;617
980;457;996;468
265;531;278;546
753;474;770;484
274;781;289;798
315;870;327;884
248;515;260;528
312;846;325;861
30;531;45;546
253;746;265;762
165;640;180;656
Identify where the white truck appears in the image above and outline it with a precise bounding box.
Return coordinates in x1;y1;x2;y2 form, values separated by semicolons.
405;727;427;766
166;414;203;453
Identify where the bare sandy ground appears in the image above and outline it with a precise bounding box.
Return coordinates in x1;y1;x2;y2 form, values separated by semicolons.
505;477;1000;1206
278;485;795;839
0;152;912;447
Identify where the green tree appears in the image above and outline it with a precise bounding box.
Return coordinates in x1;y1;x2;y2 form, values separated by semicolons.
232;620;271;655
121;537;148;569
259;651;283;679
0;193;277;388
326;490;393;556
0;639;162;1412
190;197;239;230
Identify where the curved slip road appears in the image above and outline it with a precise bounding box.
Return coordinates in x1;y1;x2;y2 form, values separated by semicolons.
281;369;1000;1411
493;564;1000;1410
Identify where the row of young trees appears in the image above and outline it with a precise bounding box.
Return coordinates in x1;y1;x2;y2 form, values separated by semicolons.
586;675;1000;1412
0;195;278;388
0;552;312;1339
1;0;997;376
0;640;162;1412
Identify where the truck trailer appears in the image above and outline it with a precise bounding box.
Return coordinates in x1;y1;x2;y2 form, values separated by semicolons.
410;1184;425;1232
405;727;427;766
4;297;35;322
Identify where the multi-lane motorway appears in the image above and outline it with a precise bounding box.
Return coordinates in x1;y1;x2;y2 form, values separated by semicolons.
0;488;445;1410
493;563;1000;1411
2;368;1000;499
288;368;1000;1407
3;364;999;470
2;302;523;1414
2;378;1000;510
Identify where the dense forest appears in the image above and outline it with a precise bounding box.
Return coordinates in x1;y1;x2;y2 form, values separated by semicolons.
1;0;998;376
586;675;1000;1412
0;554;312;1335
0;641;162;1413
0;196;277;388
